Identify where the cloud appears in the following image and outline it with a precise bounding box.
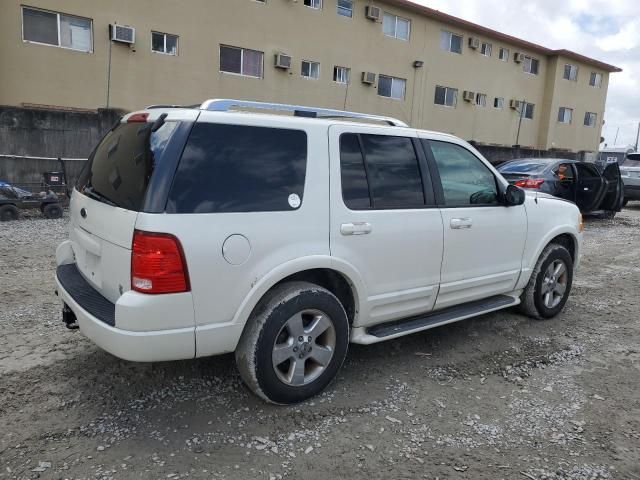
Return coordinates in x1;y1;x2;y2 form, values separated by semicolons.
411;0;639;147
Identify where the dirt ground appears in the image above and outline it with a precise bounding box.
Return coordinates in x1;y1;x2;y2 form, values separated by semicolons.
1;206;639;480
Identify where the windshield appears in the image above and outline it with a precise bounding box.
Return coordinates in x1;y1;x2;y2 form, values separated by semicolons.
76;120;180;211
499;160;548;174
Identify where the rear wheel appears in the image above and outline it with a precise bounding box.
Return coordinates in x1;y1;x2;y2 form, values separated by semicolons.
43;203;63;219
0;204;19;221
235;281;349;404
518;243;573;319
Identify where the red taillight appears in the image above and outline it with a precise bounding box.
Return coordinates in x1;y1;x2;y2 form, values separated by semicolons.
127;112;149;123
514;178;545;189
131;230;189;294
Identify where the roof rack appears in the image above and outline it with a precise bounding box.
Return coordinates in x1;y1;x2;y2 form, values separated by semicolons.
146;104;200;109
199;99;408;127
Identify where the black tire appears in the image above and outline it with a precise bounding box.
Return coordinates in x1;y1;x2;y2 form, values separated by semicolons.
518;243;573;320
43;203;63;219
235;281;349;405
0;204;19;222
602;210;616;219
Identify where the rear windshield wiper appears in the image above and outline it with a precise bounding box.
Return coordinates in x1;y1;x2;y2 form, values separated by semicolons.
82;185;117;207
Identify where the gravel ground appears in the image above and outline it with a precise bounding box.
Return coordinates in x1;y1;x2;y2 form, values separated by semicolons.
1;206;639;480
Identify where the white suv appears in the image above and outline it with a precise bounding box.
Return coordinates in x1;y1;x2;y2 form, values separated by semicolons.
56;99;583;404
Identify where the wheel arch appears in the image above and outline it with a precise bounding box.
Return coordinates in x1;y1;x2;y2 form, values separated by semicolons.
232;256;365;337
517;227;581;290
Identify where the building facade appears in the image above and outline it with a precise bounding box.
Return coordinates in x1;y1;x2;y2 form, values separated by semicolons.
0;0;621;152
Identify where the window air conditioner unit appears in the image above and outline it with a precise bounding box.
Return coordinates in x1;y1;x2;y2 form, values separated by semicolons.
463;91;475;102
365;5;381;21
514;52;525;63
111;24;135;44
275;52;292;69
468;37;480;49
362;71;376;84
509;99;520;109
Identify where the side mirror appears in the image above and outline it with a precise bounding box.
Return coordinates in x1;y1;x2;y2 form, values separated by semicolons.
504;184;525;206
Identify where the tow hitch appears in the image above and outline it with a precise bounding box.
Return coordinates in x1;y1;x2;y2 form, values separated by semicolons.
62;303;79;330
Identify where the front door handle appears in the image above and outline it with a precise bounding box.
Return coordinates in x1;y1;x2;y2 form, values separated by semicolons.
340;222;372;236
450;217;473;229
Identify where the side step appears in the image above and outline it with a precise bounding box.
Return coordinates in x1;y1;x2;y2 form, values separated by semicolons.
367;295;517;339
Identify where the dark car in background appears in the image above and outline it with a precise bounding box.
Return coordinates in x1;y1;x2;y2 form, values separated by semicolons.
498;158;624;217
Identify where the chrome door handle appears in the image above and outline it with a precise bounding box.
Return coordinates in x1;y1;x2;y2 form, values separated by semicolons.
340;222;372;236
450;217;473;229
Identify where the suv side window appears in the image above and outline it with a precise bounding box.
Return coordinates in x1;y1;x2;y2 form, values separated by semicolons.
427;140;499;206
340;134;371;209
340;133;425;209
167;123;307;213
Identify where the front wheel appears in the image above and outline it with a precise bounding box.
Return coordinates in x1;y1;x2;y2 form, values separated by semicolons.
518;243;573;319
235;281;349;404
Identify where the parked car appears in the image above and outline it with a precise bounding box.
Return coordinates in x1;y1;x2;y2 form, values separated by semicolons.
498;158;624;217
55;100;583;404
620;153;640;206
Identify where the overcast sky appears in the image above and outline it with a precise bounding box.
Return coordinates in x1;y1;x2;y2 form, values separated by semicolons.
412;0;640;148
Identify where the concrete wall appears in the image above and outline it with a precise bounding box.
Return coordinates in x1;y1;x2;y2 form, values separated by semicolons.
0;0;617;152
0;106;122;158
0;154;86;186
475;144;582;165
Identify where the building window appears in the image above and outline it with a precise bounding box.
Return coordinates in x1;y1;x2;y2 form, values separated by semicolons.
151;32;178;55
475;93;487;107
301;60;320;79
378;75;406;99
434;85;458;107
480;42;492;57
22;6;92;52
337;0;353;17
333;66;350;84
557;107;573;124
563;64;578;81
515;101;535;119
590;72;603;87
219;45;264;78
303;0;321;9
584;112;597;127
498;47;509;61
523;56;539;75
440;31;462;54
382;13;410;41
494;97;504;109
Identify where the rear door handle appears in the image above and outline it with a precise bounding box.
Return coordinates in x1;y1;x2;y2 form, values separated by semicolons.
450;217;473;229
340;222;372;236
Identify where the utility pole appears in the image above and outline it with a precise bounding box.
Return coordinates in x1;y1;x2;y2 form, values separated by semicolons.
514;98;526;153
614;127;620;146
635;122;640;152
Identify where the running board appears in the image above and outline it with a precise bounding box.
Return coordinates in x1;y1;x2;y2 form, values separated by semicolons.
366;295;517;339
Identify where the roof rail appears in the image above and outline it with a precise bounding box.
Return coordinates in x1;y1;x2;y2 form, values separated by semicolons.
145;104;200;109
199;99;408;127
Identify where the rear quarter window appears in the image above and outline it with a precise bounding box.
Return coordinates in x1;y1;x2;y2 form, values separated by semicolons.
166;123;307;213
77;121;180;211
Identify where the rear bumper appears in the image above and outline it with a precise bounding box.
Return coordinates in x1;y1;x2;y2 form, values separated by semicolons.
55;263;195;362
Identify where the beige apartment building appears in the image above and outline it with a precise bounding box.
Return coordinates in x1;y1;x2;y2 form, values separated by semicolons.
0;0;621;152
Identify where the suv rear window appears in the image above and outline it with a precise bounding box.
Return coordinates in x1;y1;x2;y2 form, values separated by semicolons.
166;123;307;213
77;121;180;211
339;133;425;210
